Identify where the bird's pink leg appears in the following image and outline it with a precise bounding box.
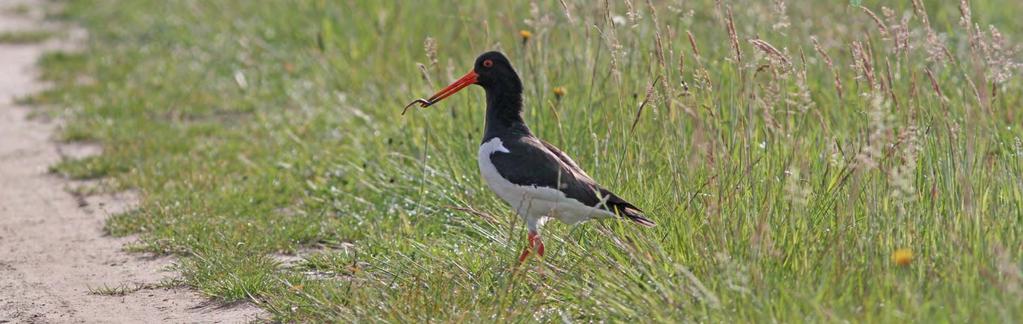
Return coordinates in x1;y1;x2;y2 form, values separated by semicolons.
535;234;545;257
517;245;531;263
518;231;544;263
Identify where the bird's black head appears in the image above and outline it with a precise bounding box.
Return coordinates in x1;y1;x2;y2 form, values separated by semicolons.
402;51;530;136
471;51;522;94
405;51;522;112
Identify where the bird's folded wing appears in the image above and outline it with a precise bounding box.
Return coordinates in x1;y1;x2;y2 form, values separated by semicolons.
489;136;640;215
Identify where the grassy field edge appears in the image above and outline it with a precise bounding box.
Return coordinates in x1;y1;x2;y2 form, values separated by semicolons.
32;0;1023;322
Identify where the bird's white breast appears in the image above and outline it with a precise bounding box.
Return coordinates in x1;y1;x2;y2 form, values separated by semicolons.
477;138;613;231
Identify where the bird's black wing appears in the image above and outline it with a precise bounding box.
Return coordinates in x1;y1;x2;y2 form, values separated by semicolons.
488;136;654;226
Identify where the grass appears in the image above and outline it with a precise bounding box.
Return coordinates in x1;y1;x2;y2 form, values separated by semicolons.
2;4;30;16
0;30;54;44
30;0;1023;322
88;282;163;296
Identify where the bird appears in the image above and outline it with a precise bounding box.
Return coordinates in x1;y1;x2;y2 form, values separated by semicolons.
404;51;655;263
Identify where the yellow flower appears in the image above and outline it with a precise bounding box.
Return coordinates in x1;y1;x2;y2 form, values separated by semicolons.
519;29;536;45
519;30;533;43
552;86;566;98
892;248;912;266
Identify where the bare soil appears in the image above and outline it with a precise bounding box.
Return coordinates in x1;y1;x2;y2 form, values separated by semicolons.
0;1;266;322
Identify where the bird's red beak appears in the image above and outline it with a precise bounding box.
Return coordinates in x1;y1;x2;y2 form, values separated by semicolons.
426;70;478;104
403;70;477;114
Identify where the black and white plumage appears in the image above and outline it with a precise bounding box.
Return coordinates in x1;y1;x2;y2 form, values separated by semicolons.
478;136;654;232
407;51;654;262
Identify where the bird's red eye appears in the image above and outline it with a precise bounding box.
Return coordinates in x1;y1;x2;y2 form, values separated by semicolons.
483;59;494;68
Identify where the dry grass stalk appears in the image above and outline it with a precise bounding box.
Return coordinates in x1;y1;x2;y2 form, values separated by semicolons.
750;44;785;134
713;0;724;22
959;0;978;50
772;0;790;31
631;75;661;132
417;63;432;85
911;0;929;26
924;67;947;106
798;48;808;80
963;71;985;110
789;48;815;114
686;30;713;91
647;0;672;111
851;41;876;91
423;37;438;68
865;38;878;73
889;124;919;215
867;36;886;94
881;7;911;56
957;5;1022;110
445;58;455;82
653;31;673;111
908;68;919;101
695;68;714;92
725;7;742;63
645;0;661;31
524;2;553;32
601;0;623;85
859;6;889;38
749;38;791;68
910;0;950;64
958;0;972;27
884;57;898;108
855;94;890;171
558;0;575;24
923;67;940;96
811;37;833;67
758;76;783;134
679;46;686;76
924;31;951;64
624;0;640;26
976;26;1022;84
687;30;701;58
811;36;843;99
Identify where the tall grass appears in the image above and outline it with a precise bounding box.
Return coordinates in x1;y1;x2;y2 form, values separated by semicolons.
34;0;1023;321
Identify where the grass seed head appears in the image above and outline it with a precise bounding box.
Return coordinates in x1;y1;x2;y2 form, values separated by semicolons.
772;0;791;30
423;37;437;68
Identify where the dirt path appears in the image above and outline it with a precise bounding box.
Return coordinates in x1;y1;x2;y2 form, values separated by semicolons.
0;1;266;323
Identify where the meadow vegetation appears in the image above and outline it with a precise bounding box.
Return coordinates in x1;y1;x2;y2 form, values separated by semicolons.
0;29;53;44
33;0;1023;321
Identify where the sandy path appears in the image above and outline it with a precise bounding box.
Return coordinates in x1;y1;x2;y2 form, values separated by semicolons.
0;1;266;323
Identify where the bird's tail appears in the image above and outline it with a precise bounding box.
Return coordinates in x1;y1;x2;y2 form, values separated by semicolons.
622;207;656;227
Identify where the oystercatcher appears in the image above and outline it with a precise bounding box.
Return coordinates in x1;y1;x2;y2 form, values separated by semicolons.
405;51;655;263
